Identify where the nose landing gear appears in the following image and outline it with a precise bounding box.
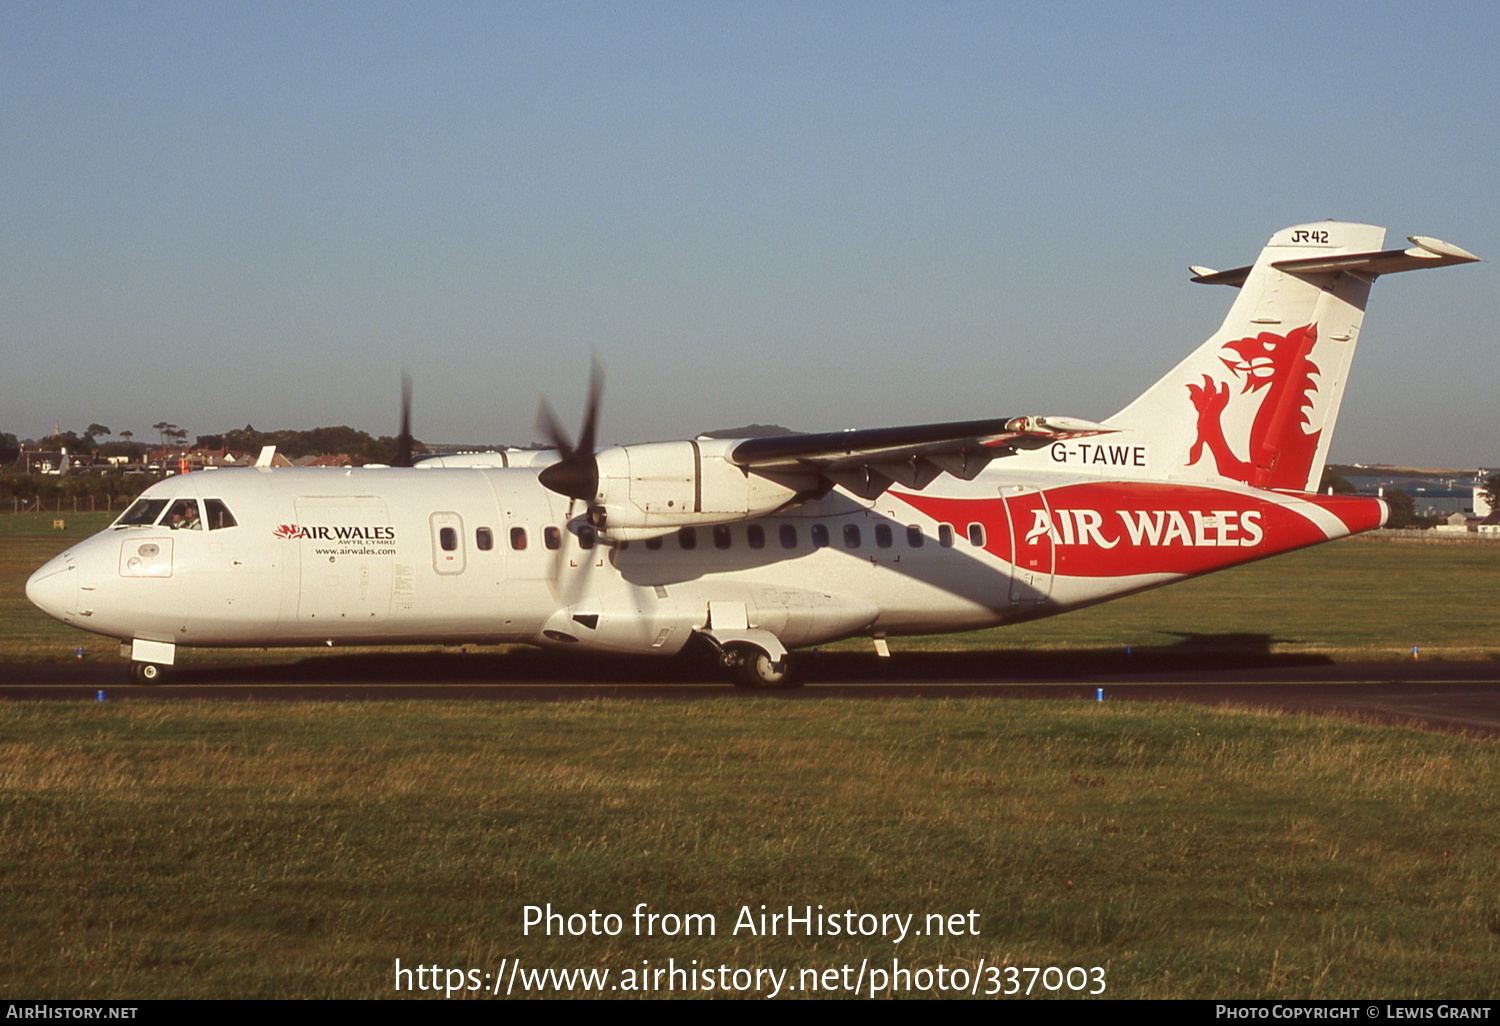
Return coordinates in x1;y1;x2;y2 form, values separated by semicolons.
122;639;175;685
128;662;166;685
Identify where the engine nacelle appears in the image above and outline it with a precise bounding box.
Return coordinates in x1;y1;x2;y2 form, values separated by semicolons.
588;439;812;540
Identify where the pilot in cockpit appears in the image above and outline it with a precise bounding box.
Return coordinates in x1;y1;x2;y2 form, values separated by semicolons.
166;499;202;530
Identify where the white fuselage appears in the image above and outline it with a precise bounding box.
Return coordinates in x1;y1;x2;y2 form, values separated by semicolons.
26;462;1379;661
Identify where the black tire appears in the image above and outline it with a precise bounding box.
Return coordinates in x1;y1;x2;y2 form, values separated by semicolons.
129;661;164;685
728;645;795;689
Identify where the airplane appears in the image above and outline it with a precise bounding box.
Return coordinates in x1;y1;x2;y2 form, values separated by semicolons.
26;222;1479;687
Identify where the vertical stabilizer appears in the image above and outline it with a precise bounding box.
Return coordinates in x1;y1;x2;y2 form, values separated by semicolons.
1106;222;1391;493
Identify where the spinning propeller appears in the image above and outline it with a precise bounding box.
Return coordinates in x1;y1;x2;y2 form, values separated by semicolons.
534;358;610;604
536;357;605;508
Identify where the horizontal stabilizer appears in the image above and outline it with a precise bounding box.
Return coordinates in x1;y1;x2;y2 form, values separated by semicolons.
1273;236;1480;277
1193;235;1479;287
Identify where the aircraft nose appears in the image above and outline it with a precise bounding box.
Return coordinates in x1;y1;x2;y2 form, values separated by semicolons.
26;554;77;623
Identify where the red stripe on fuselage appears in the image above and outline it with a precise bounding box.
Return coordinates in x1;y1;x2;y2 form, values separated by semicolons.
895;483;1382;578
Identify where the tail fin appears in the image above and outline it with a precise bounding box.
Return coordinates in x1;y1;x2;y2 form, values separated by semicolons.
1105;222;1477;492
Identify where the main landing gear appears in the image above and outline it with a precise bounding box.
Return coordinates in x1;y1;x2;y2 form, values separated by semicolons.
722;642;796;689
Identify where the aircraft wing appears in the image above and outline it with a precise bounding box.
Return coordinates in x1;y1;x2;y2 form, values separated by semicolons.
725;415;1113;497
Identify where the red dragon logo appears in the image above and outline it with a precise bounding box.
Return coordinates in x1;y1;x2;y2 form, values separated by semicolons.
273;523;303;540
1186;323;1322;491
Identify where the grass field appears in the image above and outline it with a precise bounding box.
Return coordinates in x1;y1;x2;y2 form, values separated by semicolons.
6;512;1498;664
2;700;1498;999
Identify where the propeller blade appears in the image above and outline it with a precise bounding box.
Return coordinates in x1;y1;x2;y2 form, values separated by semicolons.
575;356;604;457
548;513;574;602
535;398;575;459
548;513;606;608
395;370;414;468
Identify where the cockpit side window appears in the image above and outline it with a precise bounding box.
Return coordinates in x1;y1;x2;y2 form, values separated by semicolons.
116;498;169;527
204;499;238;530
165;499;203;530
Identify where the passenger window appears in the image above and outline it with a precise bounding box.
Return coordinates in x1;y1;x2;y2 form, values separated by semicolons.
165;499;202;530
811;524;829;548
645;535;663;551
843;524;861;548
713;525;732;550
780;524;798;549
968;523;986;547
544;526;561;550
907;525;924;548
747;524;765;549
204;499;237;530
679;527;698;550
578;525;597;550
875;523;892;548
440;527;458;551
938;524;954;548
476;527;494;551
510;527;528;551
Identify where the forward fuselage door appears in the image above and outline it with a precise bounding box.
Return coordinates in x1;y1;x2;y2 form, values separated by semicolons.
294;496;395;626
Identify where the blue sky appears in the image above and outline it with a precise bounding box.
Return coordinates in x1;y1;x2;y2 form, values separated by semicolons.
3;1;1496;466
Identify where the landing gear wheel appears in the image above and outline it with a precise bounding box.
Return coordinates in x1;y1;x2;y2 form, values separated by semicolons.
129;661;164;685
725;644;796;689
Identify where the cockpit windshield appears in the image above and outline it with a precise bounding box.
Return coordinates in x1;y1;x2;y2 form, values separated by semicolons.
113;497;238;530
164;499;202;530
115;498;169;527
204;499;237;530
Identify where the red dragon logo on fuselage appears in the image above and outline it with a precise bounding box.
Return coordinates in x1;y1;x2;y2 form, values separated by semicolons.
1186;323;1322;491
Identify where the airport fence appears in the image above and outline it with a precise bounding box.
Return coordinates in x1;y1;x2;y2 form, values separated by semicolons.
1349;528;1499;545
0;472;156;513
6;495;122;515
